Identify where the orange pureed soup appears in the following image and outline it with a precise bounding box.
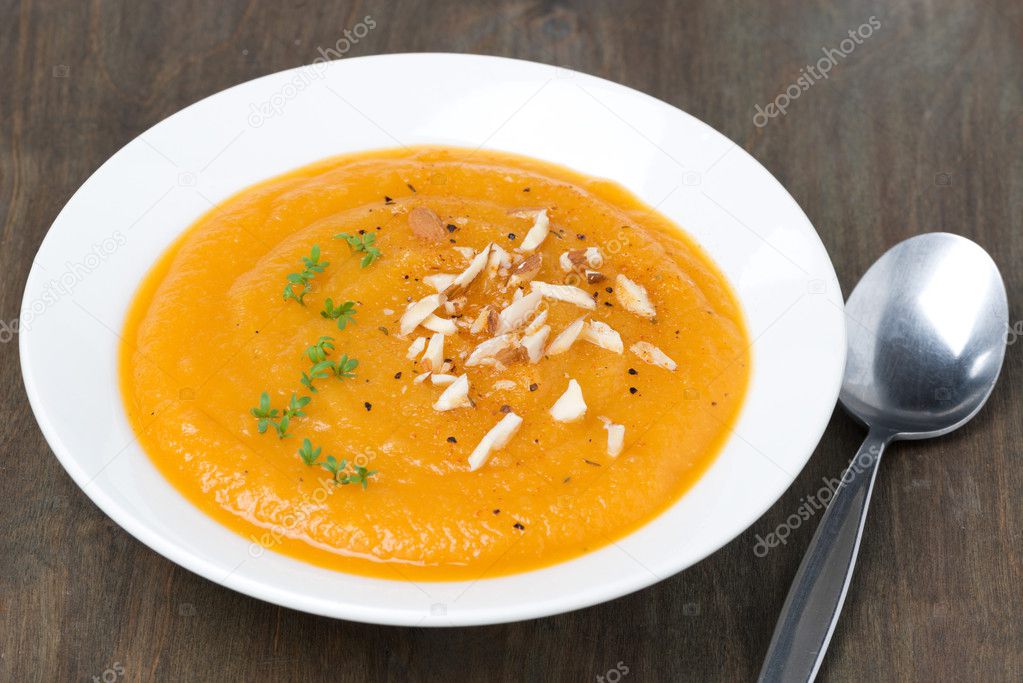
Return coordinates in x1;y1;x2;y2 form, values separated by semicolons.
120;146;750;581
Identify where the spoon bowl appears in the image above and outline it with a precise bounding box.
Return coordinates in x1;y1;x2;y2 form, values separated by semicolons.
840;232;1009;438
760;232;1008;682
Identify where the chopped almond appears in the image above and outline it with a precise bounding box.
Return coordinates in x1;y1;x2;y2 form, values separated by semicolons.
422;314;458;335
423;273;457;292
433;373;472;411
546;316;587;355
517;209;550;253
494;345;529;366
422;332;445;372
487;243;512;278
615;274;656;319
431;374;458;386
413;371;431;384
406;336;427;360
507;253;542;288
524;308;548;335
467;412;523;471
521;325;551;363
585;270;605;284
444;243;492;297
580;320;624;353
506;207;545;218
598;416;625;457
550;379;587;422
408;206;447;241
453;246;476;261
444;297;467;316
559;246;603;272
492;379;517;391
469;305;497;335
465;334;514;366
630;341;677;371
400;293;446;336
530;281;596;310
496;290;543;334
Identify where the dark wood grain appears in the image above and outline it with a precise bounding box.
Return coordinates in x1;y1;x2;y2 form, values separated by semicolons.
2;0;1021;680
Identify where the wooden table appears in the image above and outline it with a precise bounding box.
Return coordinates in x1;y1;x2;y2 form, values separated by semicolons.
3;1;1020;680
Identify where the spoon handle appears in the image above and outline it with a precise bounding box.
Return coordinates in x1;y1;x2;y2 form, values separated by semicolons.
757;430;889;683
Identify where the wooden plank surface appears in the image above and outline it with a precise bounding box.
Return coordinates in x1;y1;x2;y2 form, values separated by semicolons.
1;0;1020;680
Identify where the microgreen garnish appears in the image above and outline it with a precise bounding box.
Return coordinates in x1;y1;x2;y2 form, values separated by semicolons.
306;336;335;363
283;245;329;304
335;232;382;267
250;392;279;434
345;464;378;489
300;360;336;393
319;455;347;483
298;438;321;466
318;454;377;488
284;393;310;419
249;392;305;438
333;354;358;379
321;298;357;330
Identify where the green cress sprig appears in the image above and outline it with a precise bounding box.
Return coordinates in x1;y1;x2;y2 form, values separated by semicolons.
320;298;357;330
283;245;329;304
335;232;381;268
250;392;309;439
297;438;377;488
299;337;359;392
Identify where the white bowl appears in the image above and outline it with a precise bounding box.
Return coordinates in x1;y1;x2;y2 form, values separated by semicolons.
20;53;845;626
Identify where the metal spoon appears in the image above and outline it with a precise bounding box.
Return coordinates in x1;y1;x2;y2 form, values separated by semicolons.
758;232;1009;682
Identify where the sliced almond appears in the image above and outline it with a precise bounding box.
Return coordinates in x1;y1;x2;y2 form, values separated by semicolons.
423;273;457;293
550;379;587;423
507;253;542;288
468;412;523;471
496;290;543;335
406;336;427;360
630;341;677;371
408;206;447;241
598;416;625;457
453;246;476;261
487;243;512;278
400;293;446;336
580;320;624;354
521;325;551;363
430;374;458;387
444;297;467;316
433;373;472;411
517;209;550;253
530;281;596;310
494;345;529;366
506;207;545;218
469;305;497;335
413;371;431;384
546;316;587;355
422;314;458;335
615;274;656;319
559;247;603;272
444;243;492;297
524;308;548;335
421;332;445;372
465;334;515;367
